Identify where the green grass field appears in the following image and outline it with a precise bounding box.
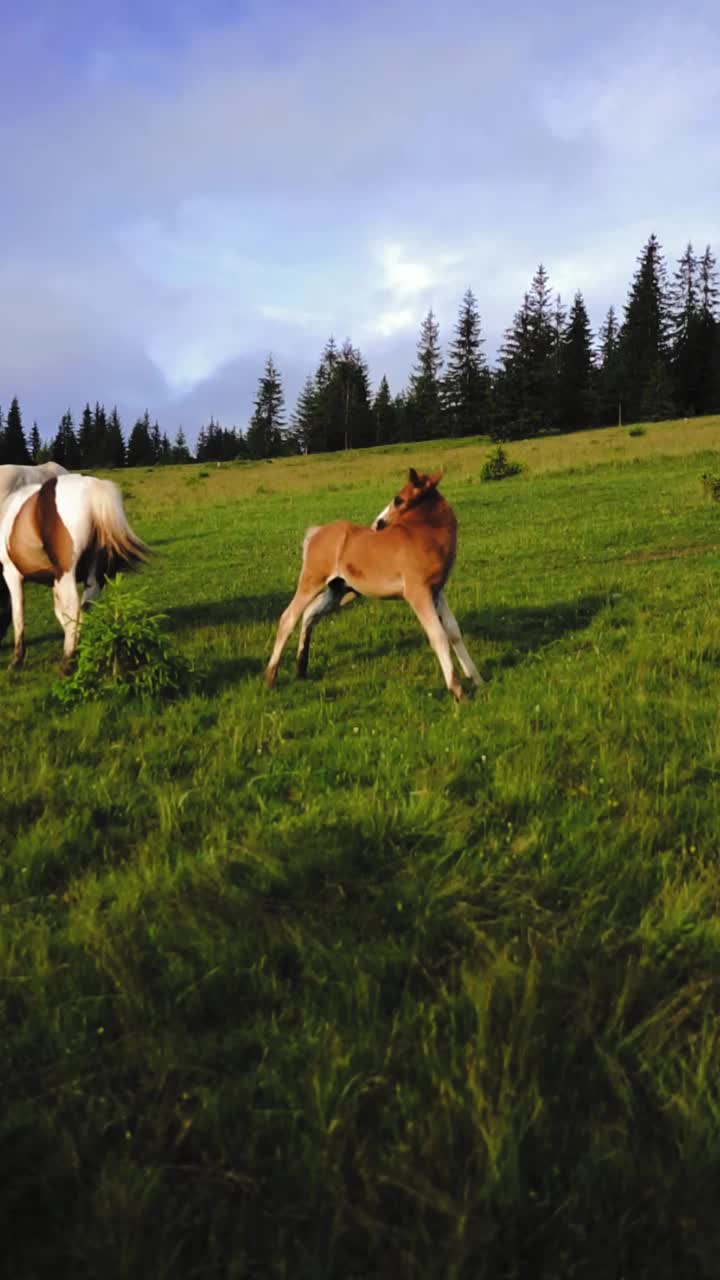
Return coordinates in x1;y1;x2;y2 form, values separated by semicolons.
3;417;720;1278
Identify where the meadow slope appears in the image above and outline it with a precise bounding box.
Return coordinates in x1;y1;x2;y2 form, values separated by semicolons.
3;417;720;1278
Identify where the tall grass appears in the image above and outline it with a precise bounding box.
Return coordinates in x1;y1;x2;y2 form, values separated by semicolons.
2;416;720;1277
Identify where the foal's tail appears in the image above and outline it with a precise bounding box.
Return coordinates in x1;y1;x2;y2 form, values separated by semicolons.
88;478;148;572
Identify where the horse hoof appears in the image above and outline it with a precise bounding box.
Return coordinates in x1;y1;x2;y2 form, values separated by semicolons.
264;669;277;689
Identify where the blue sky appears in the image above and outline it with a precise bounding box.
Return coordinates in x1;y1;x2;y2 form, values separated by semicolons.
1;0;718;442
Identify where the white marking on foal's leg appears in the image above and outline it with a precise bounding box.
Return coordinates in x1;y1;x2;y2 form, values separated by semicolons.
53;571;81;671
436;589;483;686
296;585;343;678
405;586;463;700
3;563;25;668
265;584;323;688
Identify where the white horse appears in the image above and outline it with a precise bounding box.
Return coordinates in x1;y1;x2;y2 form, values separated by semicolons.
0;473;146;670
0;461;67;510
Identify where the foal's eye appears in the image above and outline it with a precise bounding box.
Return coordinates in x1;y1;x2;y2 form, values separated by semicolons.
393;495;403;507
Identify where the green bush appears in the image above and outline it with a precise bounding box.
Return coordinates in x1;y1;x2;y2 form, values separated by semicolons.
481;444;523;482
52;576;191;705
628;425;646;437
702;473;720;502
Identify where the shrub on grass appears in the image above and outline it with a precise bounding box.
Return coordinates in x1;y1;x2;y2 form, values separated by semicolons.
628;426;646;437
481;444;523;482
702;473;720;502
52;576;191;705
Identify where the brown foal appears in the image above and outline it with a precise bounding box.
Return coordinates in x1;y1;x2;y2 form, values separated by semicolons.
264;468;481;700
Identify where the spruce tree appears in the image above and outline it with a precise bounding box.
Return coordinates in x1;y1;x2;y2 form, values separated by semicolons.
372;375;396;444
493;266;557;439
334;340;373;449
127;412;154;467
246;355;286;458
291;377;319;454
29;421;42;463
93;403;108;466
106;408;126;468
78;403;95;467
695;245;720;414
596;306;622;425
443;289;490;438
406;309;443;441
617;234;673;423
559;292;596;430
172;427;192;464
3;397;31;464
51;411;81;469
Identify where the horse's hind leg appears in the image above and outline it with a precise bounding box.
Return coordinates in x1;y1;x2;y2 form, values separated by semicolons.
296;580;355;678
435;589;483;686
265;575;326;688
0;571;11;646
405;584;463;701
3;563;26;668
53;571;81;673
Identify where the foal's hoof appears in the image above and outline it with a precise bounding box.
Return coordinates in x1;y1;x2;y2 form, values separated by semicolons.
263;668;277;690
58;656;75;678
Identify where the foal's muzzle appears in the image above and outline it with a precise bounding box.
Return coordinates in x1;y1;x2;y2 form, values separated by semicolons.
375;518;386;531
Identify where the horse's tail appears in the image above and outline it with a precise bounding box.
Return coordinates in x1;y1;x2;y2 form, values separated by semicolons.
87;478;148;572
302;526;321;559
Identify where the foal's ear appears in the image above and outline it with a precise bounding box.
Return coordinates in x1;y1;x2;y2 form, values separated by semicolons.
408;467;422;487
427;472;442;489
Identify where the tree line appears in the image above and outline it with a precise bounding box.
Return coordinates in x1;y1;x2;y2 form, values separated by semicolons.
1;233;718;467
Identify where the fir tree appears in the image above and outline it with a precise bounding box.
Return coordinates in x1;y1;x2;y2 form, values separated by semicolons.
246;355;286;459
29;421;42;463
51;411;81;469
372;375;397;444
78;403;95;467
127;412;155;468
596;306;622;425
106;407;126;468
443;289;490;438
695;245;720;414
617;234;673;423
334;340;373;450
558;292;596;430
172;427;192;464
93;403;109;466
493;266;558;439
406;309;443;441
291;377;319;454
3;397;31;464
670;243;701;415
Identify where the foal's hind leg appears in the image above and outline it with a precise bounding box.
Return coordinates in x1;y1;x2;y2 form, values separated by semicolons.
53;571;81;673
296;581;356;678
265;576;326;688
404;584;464;701
435;589;483;686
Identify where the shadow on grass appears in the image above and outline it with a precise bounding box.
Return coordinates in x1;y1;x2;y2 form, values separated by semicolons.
200;655;265;695
164;592;291;631
462;594;610;675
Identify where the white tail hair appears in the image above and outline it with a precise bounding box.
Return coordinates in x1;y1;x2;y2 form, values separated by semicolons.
88;478;147;568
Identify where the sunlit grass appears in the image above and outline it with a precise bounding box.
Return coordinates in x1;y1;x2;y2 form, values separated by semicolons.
3;416;720;1277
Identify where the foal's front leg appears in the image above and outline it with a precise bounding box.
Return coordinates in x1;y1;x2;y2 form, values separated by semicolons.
404;583;464;701
435;589;483;686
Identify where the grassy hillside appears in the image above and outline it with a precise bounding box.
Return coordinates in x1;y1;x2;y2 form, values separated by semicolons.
3;416;720;1278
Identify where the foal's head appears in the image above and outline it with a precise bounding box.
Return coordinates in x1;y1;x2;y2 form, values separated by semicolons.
372;468;443;531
